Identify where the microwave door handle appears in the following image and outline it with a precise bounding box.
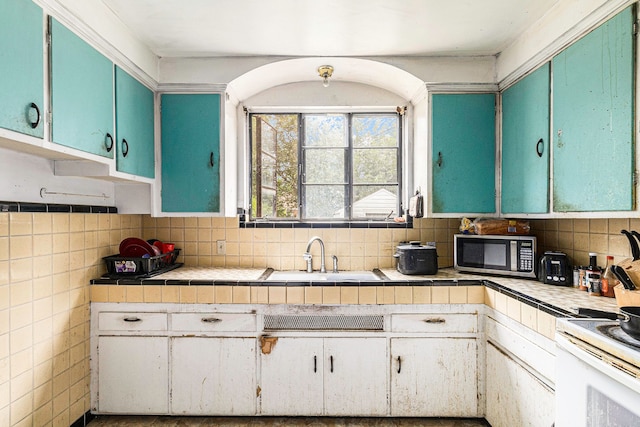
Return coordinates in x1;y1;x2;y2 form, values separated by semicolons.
510;241;518;271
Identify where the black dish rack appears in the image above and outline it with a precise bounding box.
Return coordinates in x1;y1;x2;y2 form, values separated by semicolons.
102;249;182;278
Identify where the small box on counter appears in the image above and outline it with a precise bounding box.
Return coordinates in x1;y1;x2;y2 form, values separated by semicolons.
472;218;530;235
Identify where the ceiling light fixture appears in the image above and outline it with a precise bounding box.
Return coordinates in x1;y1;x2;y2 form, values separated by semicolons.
318;65;334;88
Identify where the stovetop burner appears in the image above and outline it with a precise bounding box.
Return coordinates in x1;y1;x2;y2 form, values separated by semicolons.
597;324;640;350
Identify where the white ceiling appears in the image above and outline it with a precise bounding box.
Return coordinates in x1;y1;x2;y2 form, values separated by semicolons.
101;0;560;58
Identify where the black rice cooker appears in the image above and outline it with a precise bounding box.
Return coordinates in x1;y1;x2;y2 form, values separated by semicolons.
394;242;438;275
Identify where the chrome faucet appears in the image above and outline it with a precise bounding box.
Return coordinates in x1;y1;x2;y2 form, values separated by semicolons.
304;236;326;273
332;255;339;273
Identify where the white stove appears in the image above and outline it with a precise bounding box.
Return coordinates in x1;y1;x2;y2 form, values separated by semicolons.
555;318;640;426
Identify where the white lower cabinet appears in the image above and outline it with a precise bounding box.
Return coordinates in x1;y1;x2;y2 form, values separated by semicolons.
323;338;388;416
391;337;478;416
92;304;484;419
170;337;257;415
259;338;324;415
485;343;555;427
98;336;169;414
259;337;387;416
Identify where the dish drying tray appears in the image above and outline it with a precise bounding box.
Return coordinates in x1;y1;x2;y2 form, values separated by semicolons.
102;249;182;279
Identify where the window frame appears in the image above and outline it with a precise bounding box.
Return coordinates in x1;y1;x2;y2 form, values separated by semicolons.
248;110;403;223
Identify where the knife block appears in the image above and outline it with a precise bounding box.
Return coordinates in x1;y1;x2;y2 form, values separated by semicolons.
614;284;640;306
615;258;640;287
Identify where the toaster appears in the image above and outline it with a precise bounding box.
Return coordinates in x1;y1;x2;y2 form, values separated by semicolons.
538;251;572;285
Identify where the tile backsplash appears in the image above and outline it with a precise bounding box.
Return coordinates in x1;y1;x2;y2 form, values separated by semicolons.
140;217;637;271
140;217;461;270
530;218;637;268
1;212;142;427
2;211;637;426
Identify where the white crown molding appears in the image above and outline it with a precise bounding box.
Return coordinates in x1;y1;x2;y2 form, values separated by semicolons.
34;0;159;90
498;0;634;90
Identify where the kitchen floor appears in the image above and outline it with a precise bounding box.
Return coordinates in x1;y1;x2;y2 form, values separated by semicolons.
87;416;490;426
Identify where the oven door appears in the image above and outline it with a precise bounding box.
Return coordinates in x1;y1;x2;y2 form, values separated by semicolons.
556;334;640;426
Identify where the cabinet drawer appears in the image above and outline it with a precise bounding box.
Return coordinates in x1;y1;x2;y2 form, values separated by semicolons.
171;313;256;332
391;314;477;333
98;312;167;332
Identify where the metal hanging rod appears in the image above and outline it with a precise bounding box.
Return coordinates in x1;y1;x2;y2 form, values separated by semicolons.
40;187;110;199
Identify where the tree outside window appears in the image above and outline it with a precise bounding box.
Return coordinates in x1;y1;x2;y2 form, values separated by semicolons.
250;112;401;221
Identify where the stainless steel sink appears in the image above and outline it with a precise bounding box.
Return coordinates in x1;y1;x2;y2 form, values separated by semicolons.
265;270;385;281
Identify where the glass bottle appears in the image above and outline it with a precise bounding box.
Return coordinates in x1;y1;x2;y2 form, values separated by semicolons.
586;252;601;296
601;255;616;298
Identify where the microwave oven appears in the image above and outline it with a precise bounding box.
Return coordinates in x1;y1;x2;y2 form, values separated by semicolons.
454;234;536;278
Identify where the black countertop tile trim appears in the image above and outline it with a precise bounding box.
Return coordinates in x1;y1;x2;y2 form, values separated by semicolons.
164;279;185;286
47;204;72;213
189;280;215;286
91;278;118;285
91;206;108;213
89;274;574;319
18;202;47;212
212;280;240;286
91;278;484;287
0;200;117;214
240;219;412;229
0;202;19;212
482;280;575;318
71;205;91;213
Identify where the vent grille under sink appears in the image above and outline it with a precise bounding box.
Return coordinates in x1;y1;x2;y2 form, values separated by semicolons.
263;315;384;331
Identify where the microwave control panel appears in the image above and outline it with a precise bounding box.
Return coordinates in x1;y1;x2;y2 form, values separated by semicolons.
516;241;534;272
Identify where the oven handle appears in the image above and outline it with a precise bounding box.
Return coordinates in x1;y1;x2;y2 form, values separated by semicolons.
577;308;629;322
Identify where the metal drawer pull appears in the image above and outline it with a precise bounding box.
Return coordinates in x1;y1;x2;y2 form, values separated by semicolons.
201;317;222;323
123;317;141;322
424;318;446;324
330;355;334;373
314;355;317;373
397;356;402;374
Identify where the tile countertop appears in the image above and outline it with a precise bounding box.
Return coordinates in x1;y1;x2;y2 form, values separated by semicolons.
91;266;621;317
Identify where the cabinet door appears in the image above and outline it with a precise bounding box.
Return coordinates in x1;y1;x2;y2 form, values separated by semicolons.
431;93;496;214
115;66;155;178
324;338;387;416
486;343;554;427
552;6;634;212
501;63;550;214
161;93;221;212
0;0;44;137
260;337;323;415
391;338;478;417
50;18;114;158
171;337;256;415
98;336;168;414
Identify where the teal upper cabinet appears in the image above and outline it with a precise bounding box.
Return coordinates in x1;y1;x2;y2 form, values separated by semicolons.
161;94;221;213
552;6;634;212
0;0;44;137
501;63;550;214
50;19;114;158
115;66;155;178
431;93;496;214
